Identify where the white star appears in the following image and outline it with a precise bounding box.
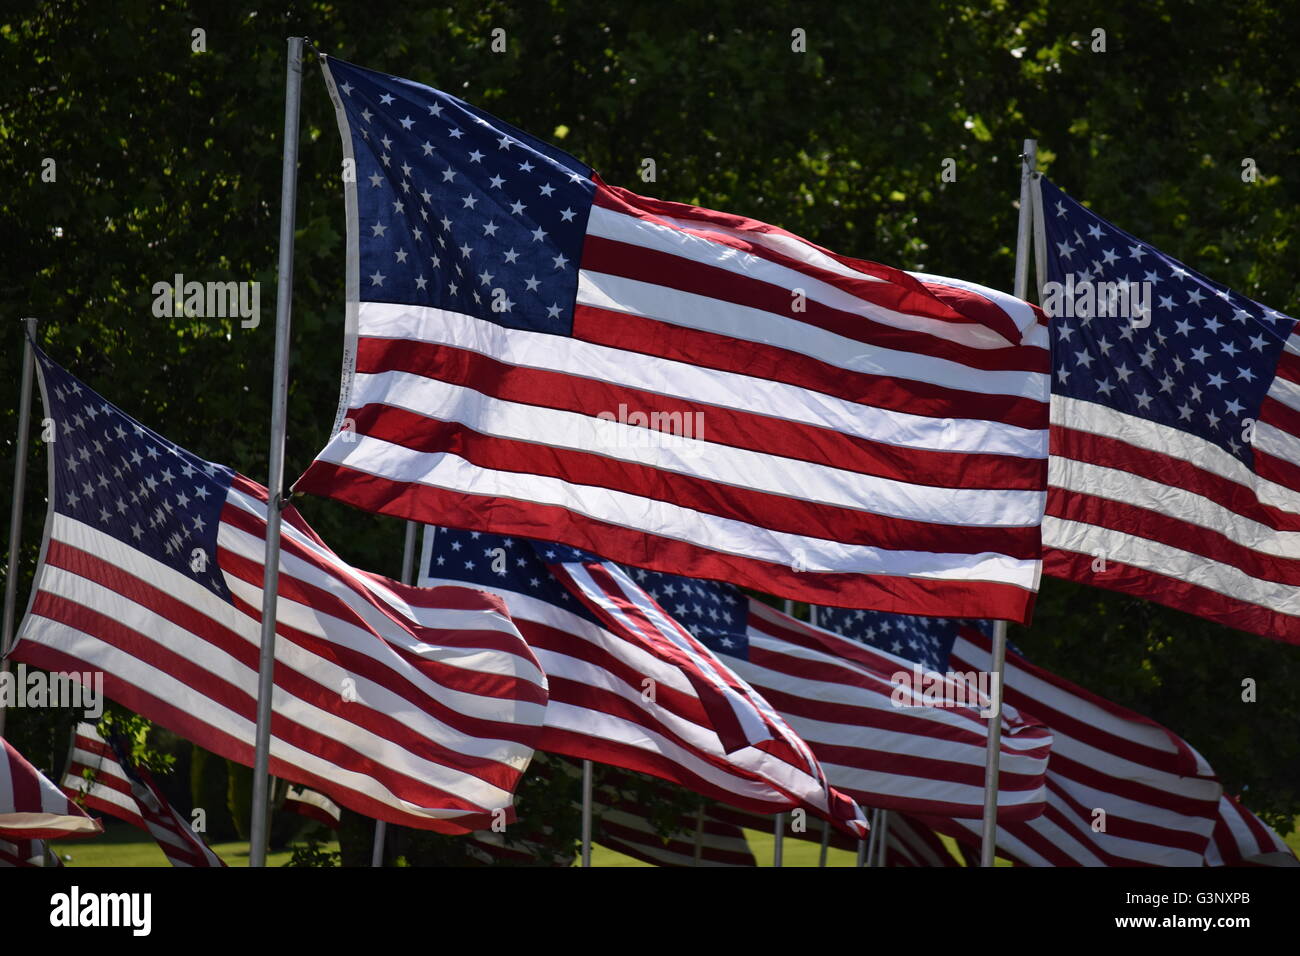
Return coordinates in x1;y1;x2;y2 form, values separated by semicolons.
1087;223;1103;239
518;160;535;173
1101;248;1119;266
524;275;540;291
1135;391;1154;410
421;141;435;156
360;108;373;123
546;304;562;319
379;93;395;105
399;115;414;130
369;172;383;188
531;226;547;242
369;270;386;286
498;136;513;151
509;199;526;215
462;194;478;209
371;222;387;237
394;249;408;263
415;275;428;290
552;253;569;270
1237;366;1256;383
503;248;520;264
442;168;457;183
489;174;505;189
340;82;353;96
428;102;443;117
1225;398;1244;416
482;221;499;236
1204;316;1223;333
448;126;464;139
559;207;576;222
1128;244;1148;261
539;183;555;197
468;149;484;163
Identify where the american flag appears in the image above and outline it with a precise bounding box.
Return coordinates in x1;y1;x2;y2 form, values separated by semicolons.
627;571;1052;821
0;837;60;867
0;735;100;841
283;786;342;830
63;722;225;867
1204;794;1298;867
294;55;1051;622
419;525;861;823
420;525;1048;824
545;548;869;836
927;625;1224;866
1037;176;1300;644
10;350;549;834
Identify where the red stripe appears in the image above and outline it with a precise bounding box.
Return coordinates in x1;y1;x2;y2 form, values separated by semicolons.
573;304;1048;431
219;510;547;709
581;234;1046;373
295;462;1040;621
28;542;522;815
1051;424;1300;533
329;407;1043;561
591;181;1030;346
354;335;1046;491
1043;547;1300;645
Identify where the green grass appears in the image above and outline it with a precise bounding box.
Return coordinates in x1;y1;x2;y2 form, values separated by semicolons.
47;816;1300;867
52;822;330;868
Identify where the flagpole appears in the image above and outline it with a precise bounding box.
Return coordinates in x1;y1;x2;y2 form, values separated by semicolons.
0;318;39;741
773;597;795;867
862;806;879;866
371;519;418;866
248;35;305;869
580;759;593;866
692;801;705;865
875;809;889;866
978;137;1037;868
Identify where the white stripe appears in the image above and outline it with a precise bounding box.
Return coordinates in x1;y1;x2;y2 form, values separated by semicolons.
32;519;523;817
587;205;1026;351
354;301;1047;458
1050;455;1300;558
1051;394;1300;515
343;369;1046;526
325;435;1043;586
1044;515;1300;617
578;270;1049;401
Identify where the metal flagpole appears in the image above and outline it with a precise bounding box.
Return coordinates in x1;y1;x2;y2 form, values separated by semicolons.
371;519;419;866
581;759;593;866
805;603;831;867
773;596;795;867
0;318;40;741
862;806;880;866
875;809;890;866
248;36;305;869
692;801;705;865
978;137;1037;869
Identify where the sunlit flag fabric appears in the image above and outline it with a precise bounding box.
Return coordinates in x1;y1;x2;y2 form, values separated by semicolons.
0;735;101;841
420;525;862;824
62;722;146;830
283;786;342;830
1204;794;1298;867
924;626;1224;866
628;572;1052;821
9;350;548;834
295;55;1051;622
1037;176;1300;645
62;722;225;868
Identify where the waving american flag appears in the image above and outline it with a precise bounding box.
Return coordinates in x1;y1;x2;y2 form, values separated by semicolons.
10;350;548;834
296;56;1051;623
1038;176;1300;644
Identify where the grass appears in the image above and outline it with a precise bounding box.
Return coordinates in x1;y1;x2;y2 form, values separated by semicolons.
52;821;330;868
48;817;1300;867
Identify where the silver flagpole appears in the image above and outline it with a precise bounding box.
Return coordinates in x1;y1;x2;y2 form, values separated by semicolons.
0;318;39;741
371;519;419;866
692;801;705;866
806;603;830;867
773;596;795;867
978;139;1037;869
875;809;890;866
863;806;880;866
581;759;593;866
248;36;305;869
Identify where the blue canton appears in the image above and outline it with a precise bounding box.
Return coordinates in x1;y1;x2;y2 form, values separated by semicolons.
1039;176;1296;467
328;57;596;336
812;606;968;671
35;348;234;600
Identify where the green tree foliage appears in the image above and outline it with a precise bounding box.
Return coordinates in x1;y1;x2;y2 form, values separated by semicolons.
2;1;1296;859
